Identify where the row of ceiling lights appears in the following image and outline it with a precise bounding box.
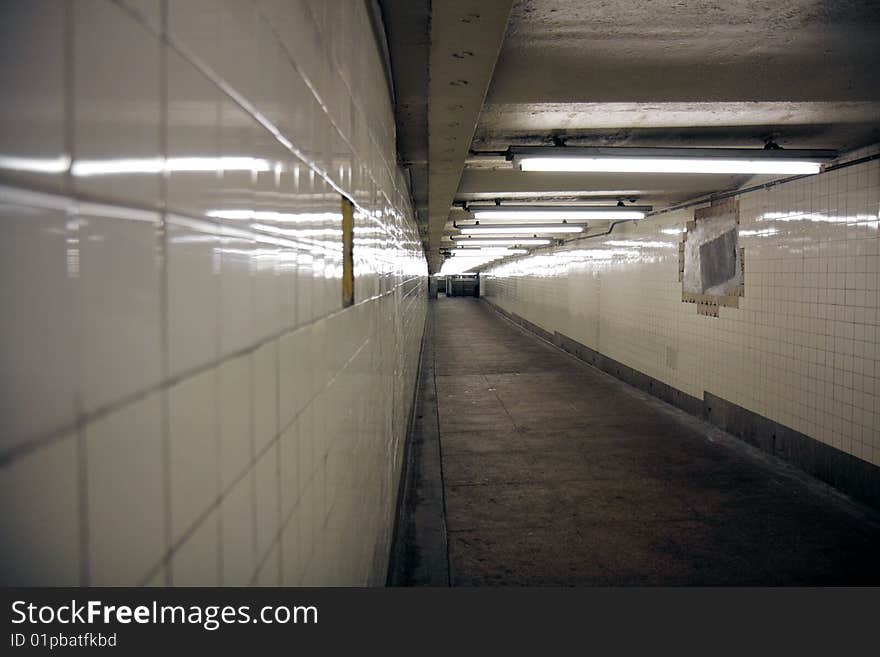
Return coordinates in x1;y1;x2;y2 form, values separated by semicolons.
440;145;837;270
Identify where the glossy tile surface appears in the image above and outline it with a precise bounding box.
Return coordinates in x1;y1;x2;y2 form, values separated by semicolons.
484;152;880;467
0;0;426;585
0;433;80;585
86;393;165;585
0;188;79;448
0;1;67;192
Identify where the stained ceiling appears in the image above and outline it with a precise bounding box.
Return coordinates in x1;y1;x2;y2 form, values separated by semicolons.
380;0;880;272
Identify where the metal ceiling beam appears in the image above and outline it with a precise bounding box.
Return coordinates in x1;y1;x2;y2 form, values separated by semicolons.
377;0;430;252
426;1;513;272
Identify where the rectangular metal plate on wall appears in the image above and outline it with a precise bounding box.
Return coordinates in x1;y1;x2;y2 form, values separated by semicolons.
680;199;744;317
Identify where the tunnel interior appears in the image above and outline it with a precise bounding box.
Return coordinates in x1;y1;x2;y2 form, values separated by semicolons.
0;0;878;587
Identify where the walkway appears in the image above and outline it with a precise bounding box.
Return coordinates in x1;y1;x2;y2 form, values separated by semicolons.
389;297;880;585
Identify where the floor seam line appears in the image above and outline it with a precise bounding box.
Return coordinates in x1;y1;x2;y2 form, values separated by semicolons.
431;316;454;587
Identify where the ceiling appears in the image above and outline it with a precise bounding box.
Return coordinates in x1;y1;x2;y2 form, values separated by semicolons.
380;0;880;272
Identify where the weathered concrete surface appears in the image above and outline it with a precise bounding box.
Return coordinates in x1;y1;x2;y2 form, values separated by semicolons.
387;313;449;586
391;297;880;586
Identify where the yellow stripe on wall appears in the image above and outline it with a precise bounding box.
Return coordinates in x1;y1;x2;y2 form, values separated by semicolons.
341;195;355;307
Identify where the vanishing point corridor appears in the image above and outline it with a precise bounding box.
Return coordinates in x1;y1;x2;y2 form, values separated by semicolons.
391;298;880;586
2;1;879;592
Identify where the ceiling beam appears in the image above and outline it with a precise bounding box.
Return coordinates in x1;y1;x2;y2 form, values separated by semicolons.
377;0;430;252
426;1;513;272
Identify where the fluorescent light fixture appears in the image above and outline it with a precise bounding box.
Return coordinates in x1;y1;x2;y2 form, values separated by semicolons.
459;224;585;235
452;247;527;255
461;190;644;199
471;205;650;221
450;238;550;246
438;242;532;274
509;146;836;175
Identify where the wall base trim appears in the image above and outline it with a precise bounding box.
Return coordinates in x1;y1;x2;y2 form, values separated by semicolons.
482;298;880;511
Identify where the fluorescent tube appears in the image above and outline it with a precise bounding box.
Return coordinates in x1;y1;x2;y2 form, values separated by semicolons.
508;146;836;175
450;238;551;246
518;157;821;175
452;247;527;255
459;224;584;235
473;209;644;220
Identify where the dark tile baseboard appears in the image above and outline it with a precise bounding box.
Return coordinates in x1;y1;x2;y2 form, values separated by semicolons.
483;298;880;510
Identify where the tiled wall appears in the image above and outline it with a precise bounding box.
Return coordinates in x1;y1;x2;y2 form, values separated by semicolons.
0;0;427;585
483;152;880;469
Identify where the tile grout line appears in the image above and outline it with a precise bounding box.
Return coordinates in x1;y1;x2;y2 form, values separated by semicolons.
248;351;258;586
157;0;172;587
64;0;90;590
138;320;378;586
483;299;880;522
274;336;283;584
0;277;422;470
6;0;430;588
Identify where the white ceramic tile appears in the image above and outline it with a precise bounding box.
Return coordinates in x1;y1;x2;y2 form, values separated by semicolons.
221;472;255;586
72;0;161;206
166;46;222;218
144;565;168;587
168;0;218;60
296;405;314;510
252;233;281;341
210;1;260;102
172;509;220;586
0;193;78;449
217;98;255;224
219;224;255;357
255;542;280;586
278;329;307;428
0;1;66;192
309;319;327;399
279;423;299;519
254;13;284;129
166;215;220;377
483;157;880;465
78;205;162;412
118;0;161;31
169;369;218;542
280;508;302;585
218;354;252;487
277;243;299;331
0;0;428;588
255;442;280;563
0;435;79;585
252;341;278;453
86;392;164;585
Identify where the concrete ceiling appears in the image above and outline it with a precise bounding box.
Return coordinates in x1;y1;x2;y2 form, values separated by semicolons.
377;0;430;249
426;1;514;272
381;0;514;272
381;0;880;271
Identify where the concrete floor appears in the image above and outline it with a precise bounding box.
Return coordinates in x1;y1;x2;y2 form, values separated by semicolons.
389;297;880;586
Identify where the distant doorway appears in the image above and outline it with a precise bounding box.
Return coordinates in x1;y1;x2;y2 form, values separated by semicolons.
445;274;479;297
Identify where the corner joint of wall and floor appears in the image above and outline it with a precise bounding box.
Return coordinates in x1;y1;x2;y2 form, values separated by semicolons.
481;298;880;511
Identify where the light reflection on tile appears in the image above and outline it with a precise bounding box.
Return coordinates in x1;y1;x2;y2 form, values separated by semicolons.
0;1;66;192
0;0;427;589
484;156;880;467
73;0;161;206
